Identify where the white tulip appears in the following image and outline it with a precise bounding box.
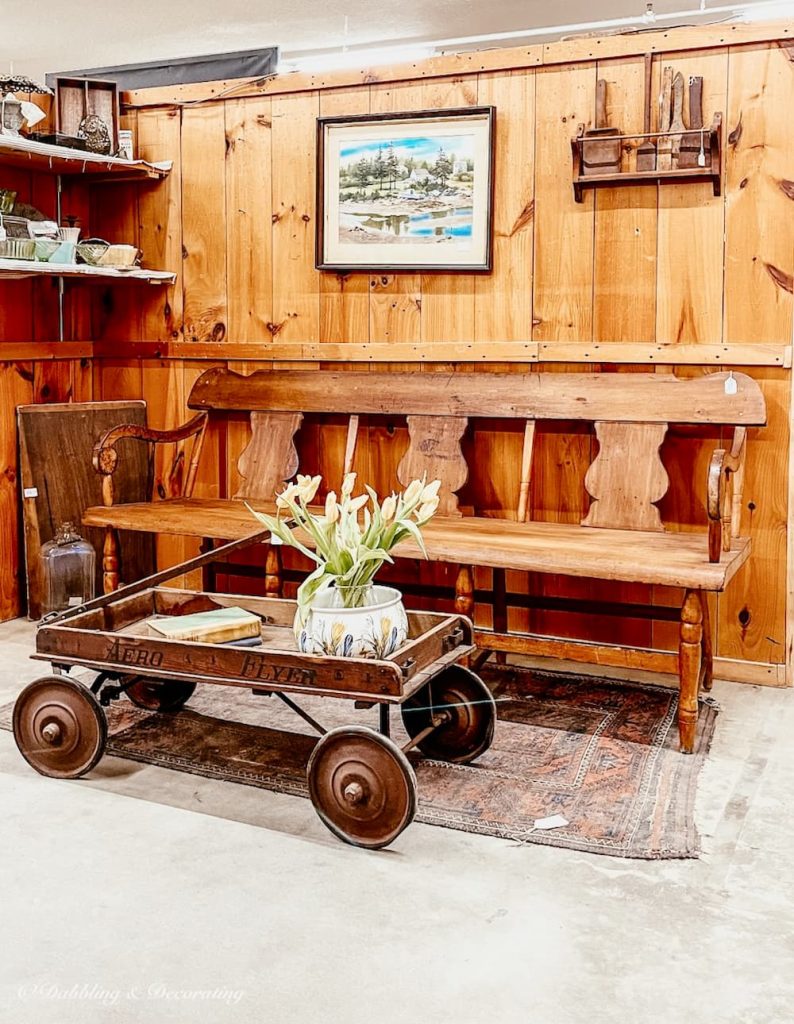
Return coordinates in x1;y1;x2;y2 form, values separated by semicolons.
341;472;357;497
325;491;339;522
417;498;440;522
402;479;423;505
420;479;441;502
348;493;369;514
275;483;299;508
299;474;322;503
381;495;397;522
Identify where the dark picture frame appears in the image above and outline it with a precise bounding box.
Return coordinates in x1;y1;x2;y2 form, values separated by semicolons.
316;106;495;273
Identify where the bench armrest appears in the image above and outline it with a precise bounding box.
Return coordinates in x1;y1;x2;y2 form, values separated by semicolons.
707;427;747;563
93;412;209;506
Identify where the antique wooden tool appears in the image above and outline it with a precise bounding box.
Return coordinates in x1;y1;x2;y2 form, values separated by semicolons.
657;66;674;170
582;78;622;175
678;76;704;168
636;54;657;171
669;71;686;164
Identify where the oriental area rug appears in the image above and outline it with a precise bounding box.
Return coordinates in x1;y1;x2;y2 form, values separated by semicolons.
1;665;717;859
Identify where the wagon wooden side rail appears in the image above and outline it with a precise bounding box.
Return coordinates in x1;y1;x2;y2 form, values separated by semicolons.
83;366;767;753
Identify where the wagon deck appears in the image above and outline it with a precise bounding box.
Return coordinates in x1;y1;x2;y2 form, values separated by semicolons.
34;585;474;704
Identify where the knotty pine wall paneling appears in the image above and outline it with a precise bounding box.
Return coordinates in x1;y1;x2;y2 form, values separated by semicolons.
4;29;790;683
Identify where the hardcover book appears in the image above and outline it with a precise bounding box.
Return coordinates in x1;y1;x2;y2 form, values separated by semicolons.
147;606;261;644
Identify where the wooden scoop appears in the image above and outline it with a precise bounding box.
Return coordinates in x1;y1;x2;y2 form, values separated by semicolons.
582;78;622;176
670;72;686;164
636;54;656;172
656;66;674;170
678;76;704;168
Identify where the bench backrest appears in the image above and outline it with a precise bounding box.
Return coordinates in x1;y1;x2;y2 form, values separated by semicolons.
188;368;766;532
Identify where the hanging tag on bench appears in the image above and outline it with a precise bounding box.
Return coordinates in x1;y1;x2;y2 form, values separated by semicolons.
724;371;737;396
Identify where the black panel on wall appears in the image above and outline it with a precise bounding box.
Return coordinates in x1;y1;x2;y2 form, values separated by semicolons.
46;48;279;90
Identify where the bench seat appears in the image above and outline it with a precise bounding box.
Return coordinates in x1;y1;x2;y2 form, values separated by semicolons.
83;497;751;592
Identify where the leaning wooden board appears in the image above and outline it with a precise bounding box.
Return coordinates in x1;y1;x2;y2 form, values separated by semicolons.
17;402;155;619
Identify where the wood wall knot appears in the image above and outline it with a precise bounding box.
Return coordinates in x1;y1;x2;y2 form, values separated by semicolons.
509;200;535;237
779;179;794;201
728;116;743;146
764;263;794;294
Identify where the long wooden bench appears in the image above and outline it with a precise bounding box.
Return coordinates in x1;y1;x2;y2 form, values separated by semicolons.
85;367;767;753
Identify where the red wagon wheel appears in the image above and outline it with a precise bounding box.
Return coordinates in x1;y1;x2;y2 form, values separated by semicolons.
307;726;417;849
13;676;107;779
125;677;196;712
401;665;496;765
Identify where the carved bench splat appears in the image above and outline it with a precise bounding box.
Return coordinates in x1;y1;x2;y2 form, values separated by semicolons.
397;415;468;517
582;422;669;532
233;411;303;501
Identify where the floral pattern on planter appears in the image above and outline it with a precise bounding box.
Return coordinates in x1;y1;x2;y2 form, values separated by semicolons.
295;585;409;659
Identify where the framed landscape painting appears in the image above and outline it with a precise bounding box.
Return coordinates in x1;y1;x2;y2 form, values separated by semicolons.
316;106;495;272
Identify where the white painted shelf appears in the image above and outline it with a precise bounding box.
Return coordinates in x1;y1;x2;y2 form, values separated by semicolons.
0;132;171;181
0;258;175;283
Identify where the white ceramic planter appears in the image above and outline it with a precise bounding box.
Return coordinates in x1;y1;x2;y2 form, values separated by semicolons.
295;585;409;659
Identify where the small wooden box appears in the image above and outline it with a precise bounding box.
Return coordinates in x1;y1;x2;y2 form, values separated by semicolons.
54;76;119;153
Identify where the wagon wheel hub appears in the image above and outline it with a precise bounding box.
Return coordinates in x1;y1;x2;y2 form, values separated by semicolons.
342;779;367;806
41;721;62;744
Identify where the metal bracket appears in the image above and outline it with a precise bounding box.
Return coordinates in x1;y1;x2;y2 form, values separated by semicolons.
400;657;417;679
442;627;466;652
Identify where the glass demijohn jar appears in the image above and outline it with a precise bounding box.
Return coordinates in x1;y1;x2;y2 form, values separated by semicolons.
40;523;95;616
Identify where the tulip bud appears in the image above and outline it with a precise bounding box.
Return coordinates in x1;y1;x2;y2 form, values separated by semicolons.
417;498;439;522
402;479;423;505
341;472;357;497
381;495;397;522
348;493;369;514
275;483;298;508
420;479;441;502
325;491;339;523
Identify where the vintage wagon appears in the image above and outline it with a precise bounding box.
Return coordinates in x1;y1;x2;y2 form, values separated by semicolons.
12;533;497;849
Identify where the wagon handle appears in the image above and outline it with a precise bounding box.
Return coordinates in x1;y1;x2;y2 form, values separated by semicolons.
40;529;271;626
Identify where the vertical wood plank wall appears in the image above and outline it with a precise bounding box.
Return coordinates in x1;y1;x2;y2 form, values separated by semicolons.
2;31;793;686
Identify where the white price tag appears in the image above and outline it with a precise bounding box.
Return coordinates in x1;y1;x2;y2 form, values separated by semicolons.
724;373;738;396
23;487;38;498
533;814;569;831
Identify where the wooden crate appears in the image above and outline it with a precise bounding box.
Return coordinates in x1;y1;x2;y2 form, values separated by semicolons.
54;77;119;152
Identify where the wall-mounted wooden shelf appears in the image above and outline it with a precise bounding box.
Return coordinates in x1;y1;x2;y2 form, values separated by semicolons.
0;259;175;283
0;133;171;181
571;115;722;202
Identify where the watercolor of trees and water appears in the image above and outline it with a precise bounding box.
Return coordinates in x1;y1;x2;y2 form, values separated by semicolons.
337;133;476;245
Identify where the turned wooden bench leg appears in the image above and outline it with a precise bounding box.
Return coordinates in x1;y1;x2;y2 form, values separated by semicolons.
102;527;121;594
265;543;283;598
454;565;474;617
678;589;703;754
699;591;714;692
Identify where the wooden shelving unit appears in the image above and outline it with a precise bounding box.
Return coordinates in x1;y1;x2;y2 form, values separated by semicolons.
0;132;171;181
571;115;722;202
0;258;175;283
0;132;175;311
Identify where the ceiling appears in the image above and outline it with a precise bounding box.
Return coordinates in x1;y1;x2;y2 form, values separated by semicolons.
1;0;781;81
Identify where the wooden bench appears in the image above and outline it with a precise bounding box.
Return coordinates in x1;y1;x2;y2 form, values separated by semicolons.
85;367;767;753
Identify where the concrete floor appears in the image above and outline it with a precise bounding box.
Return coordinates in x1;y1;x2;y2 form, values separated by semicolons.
0;617;792;1024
